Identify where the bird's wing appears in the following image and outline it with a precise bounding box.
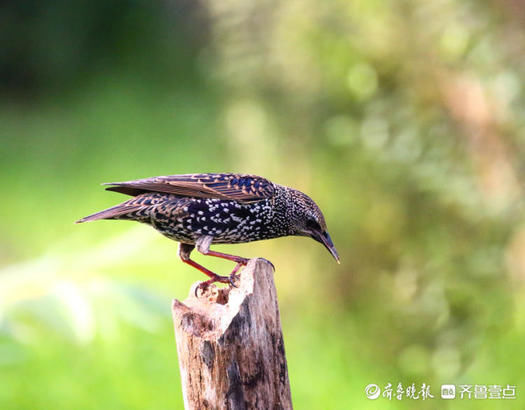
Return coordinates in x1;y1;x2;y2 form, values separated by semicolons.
103;173;275;203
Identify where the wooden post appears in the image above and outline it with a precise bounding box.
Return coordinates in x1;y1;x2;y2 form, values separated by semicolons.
172;258;293;410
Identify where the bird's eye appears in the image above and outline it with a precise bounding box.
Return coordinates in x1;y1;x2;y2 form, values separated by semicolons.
306;219;321;231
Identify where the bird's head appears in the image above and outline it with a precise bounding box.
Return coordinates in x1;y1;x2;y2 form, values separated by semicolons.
288;190;340;263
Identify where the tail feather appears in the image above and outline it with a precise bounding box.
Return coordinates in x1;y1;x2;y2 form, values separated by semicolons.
75;202;144;224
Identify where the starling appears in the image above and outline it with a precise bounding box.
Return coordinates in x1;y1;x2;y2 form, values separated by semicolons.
76;173;339;290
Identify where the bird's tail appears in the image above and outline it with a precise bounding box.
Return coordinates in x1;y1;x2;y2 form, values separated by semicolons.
75;200;146;224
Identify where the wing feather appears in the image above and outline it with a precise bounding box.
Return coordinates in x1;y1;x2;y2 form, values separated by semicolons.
103;173;275;203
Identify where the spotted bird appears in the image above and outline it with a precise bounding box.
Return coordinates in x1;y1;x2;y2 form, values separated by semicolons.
76;173;339;289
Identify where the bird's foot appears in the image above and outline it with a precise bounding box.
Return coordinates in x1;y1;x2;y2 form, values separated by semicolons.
194;262;247;297
194;274;231;297
227;261;245;288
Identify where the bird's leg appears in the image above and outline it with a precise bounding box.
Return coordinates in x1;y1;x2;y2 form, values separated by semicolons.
178;243;231;296
206;250;248;288
202;249;250;265
196;235;249;264
195;236;249;286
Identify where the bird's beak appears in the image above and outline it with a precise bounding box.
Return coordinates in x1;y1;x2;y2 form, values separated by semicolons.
314;231;340;264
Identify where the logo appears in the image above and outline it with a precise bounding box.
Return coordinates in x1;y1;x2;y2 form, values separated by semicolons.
441;385;456;399
365;384;381;400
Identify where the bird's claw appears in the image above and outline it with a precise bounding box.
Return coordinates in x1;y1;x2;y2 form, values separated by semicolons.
229;273;240;288
193;258;249;297
194;281;209;298
194;274;230;297
258;257;275;270
227;261;245;288
194;267;244;297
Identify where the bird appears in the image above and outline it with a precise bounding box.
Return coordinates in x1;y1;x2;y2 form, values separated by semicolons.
76;173;339;292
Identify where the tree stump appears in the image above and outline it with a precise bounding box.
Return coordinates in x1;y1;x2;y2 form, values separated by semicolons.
172;258;293;410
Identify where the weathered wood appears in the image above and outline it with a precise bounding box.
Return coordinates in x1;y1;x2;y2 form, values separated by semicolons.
172;258;292;410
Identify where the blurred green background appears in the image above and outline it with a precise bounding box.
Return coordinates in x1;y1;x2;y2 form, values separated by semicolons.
1;0;525;409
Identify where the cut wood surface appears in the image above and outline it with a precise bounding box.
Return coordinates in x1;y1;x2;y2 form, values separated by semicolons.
172;258;292;410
